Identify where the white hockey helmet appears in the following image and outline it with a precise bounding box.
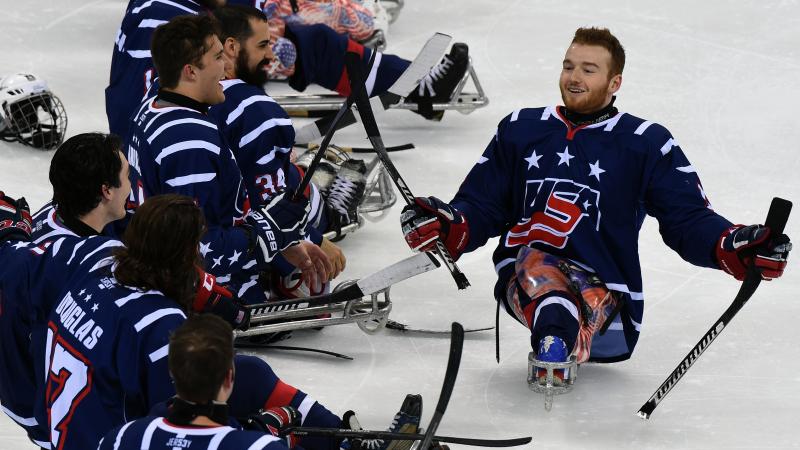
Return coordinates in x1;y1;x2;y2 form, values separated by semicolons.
0;73;67;150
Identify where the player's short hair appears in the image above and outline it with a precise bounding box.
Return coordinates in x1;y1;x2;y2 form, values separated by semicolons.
151;14;221;89
49;132;123;221
169;314;234;404
113;194;206;309
215;5;269;43
572;27;625;77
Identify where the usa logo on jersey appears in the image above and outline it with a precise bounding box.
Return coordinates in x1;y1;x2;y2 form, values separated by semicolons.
506;177;600;249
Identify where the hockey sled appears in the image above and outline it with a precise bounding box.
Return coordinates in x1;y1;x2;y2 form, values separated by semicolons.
234;253;439;338
275;61;488;117
527;353;578;411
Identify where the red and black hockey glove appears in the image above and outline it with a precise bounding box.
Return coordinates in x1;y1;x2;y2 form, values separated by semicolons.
194;269;251;330
400;196;469;260
0;191;32;244
716;224;792;281
243;406;301;448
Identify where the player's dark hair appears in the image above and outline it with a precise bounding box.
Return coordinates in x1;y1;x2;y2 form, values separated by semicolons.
151;14;221;89
113;194;205;310
169;314;234;404
214;5;268;43
49;132;123;221
572;27;626;77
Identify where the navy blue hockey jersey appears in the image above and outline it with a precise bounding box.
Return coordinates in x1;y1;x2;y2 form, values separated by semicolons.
105;0;206;138
126;96;267;302
452;107;732;362
98;416;288;450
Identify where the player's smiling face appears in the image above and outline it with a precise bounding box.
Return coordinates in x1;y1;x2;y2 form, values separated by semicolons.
237;18;274;86
195;35;227;105
559;43;621;114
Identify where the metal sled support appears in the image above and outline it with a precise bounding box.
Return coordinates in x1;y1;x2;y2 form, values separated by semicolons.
235;284;393;337
527;353;578;411
276;63;488;116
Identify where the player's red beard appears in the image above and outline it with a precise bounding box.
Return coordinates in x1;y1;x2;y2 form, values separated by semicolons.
559;81;612;114
236;49;270;86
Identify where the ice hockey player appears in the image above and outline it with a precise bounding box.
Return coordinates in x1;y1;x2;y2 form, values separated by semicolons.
29;132;131;243
106;0;470;138
399;27;792;400
126;14;331;303
98;314;427;450
211;4;360;296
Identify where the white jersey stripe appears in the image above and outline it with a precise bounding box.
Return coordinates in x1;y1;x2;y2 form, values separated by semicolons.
532;296;579;329
148;344;169;362
165;172;217;187
112;420;135;450
139;416;161;450
225;95;276;125
115;291;152;307
248;435;283;450
66;239;87;265
126;50;151;59
239;118;293;148
138;19;167;28
494;257;516;274
634;120;654;135
221;79;245;90
1;405;37;426
510;109;521;122
255;146;291;166
208;428;234;450
659;138;677;155
80;240;123;265
134;308;185;332
298;396;316;425
131;0;197;15
155;140;220;164
365;52;382;95
148;118;217;144
605;283;644;300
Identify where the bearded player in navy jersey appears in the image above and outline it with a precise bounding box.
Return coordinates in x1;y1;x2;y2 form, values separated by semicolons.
400;27;792;398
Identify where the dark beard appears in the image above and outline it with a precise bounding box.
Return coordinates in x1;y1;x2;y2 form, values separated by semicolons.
236;50;269;87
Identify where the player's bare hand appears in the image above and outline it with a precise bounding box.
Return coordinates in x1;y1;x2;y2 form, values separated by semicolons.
320;237;346;279
281;241;333;291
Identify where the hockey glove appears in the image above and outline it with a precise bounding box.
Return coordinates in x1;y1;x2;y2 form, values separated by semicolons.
0;192;32;244
716;224;792;281
400;196;469;260
194;269;251;330
246;190;310;264
243;406;301;448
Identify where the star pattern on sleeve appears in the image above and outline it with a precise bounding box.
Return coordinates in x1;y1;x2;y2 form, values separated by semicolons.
524;149;542;170
588;160;606;181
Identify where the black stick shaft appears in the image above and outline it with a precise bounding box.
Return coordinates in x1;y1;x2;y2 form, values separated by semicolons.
637;197;792;419
419;322;464;449
285;427;531;447
343;52;470;289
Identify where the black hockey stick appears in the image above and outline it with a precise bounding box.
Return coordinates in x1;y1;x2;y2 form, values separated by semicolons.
637;197;792;419
293;51;377;199
296;142;415;153
234;343;353;360
344;52;471;290
419;322;465;449
285;428;531;447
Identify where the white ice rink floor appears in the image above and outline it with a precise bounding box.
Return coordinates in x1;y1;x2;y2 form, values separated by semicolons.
2;0;800;448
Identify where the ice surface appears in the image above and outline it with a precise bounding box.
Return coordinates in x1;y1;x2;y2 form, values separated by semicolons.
1;0;799;448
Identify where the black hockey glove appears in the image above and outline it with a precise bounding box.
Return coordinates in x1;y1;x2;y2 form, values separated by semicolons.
0;191;32;244
245;190;310;264
243;406;301;448
716;224;792;281
400;196;469;260
193;269;251;330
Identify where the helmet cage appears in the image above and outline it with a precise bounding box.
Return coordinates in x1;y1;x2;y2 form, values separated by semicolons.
0;91;67;150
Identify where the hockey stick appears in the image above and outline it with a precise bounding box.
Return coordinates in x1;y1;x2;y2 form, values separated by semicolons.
296;142;415;153
285;428;531;447
294;33;452;145
385;319;493;335
419;322;465;450
293;51;377;198
244;252;439;317
637;197;792;419
344;52;470;290
233;343;353;360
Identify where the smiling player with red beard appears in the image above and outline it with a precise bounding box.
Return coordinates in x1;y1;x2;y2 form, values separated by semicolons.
398;27;792;404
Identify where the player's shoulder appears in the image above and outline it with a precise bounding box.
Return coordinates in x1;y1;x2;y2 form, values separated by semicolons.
99;416;162;450
216;79;287;124
126;0;200;19
220;429;286;449
613;111;675;147
140;103;222;147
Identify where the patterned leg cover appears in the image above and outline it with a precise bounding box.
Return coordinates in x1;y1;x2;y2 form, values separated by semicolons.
506;246;617;364
262;0;379;43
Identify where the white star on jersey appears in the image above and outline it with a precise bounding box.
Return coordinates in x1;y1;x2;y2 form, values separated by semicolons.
589;160;605;181
525;150;542;170
228;250;241;265
212;255;223;268
199;241;213;258
556;147;574;166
